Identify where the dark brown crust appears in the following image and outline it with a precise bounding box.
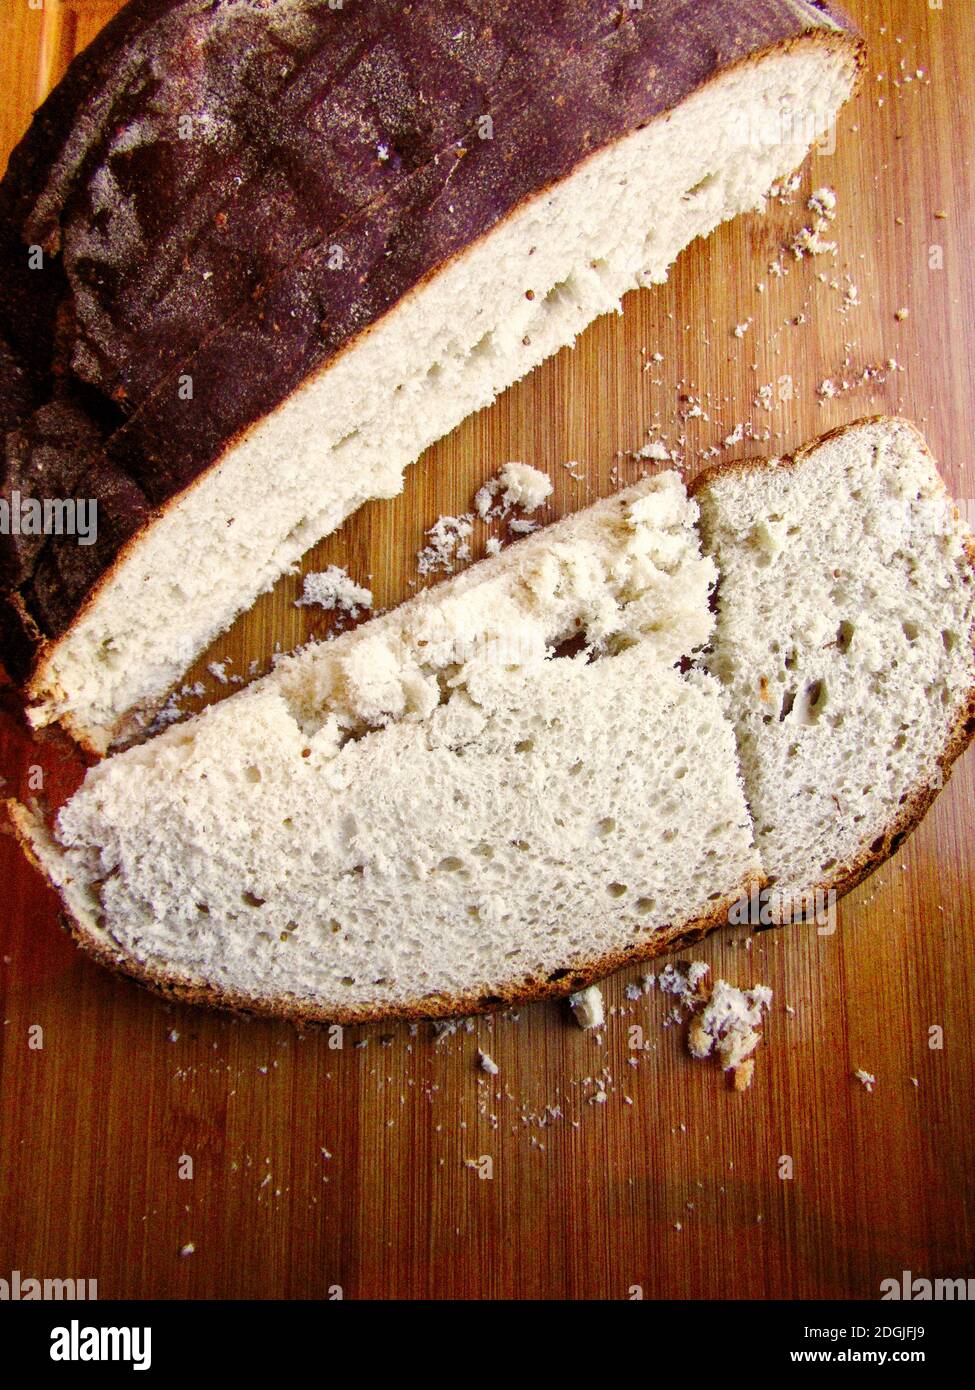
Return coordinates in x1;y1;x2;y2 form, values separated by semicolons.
0;0;862;721
690;415;975;920
4;796;759;1024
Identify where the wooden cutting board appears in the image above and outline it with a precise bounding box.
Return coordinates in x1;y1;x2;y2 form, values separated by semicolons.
1;0;973;1301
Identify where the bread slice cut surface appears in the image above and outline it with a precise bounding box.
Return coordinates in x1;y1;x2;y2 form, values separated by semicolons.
11;475;760;1021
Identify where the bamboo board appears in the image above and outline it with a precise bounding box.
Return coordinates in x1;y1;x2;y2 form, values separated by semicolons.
0;0;973;1300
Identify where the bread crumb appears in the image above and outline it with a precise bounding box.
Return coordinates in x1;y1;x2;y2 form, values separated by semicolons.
498;462;553;512
477;1049;499;1076
296;566;373;617
854;1068;876;1093
416;515;474;575
808;187;837;220
678;969;772;1082
732;1058;755;1092
637;440;671;462
569;985;605;1029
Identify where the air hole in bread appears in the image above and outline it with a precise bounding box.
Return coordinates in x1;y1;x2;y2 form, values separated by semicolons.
943;629;958;652
332;428;361;453
437;856;464;873
242;890;265;907
543;274;577;307
902;620;919;642
821;858;837;872
244;765;261;783
607;882;627;898
515;738;534;753
836;620;854;653
796;679;826;725
596;817;615;837
779;688;797;721
636;896;655;913
684;171;717;199
550;632;590;661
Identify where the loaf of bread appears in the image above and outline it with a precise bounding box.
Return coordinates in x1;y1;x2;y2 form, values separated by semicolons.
10;418;974;1022
9;475;761;1021
0;0;862;751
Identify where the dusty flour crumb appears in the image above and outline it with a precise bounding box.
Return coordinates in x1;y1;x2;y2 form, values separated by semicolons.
508;518;538;534
477;1049;499;1076
569;985;605;1030
808;186;837;220
297;566;373;617
895;306;910;321
791;223;837;259
484;536;502;556
687;978;773;1075
207;660;229;683
659;960;711;1011
733;318;752;339
433;1016;476;1043
768;172;801;203
787;189;839;263
637;439;671;462
417;514;474;575
475;462;553;521
854;1068;877;1093
179;1243;195;1257
498;461;552;512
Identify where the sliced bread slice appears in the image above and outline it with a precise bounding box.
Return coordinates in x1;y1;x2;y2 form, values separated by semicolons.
693;417;975;918
8;475;761;1022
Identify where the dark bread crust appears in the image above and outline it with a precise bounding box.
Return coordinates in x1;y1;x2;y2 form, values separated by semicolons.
4;796;759;1024
690;415;975;919
0;0;861;706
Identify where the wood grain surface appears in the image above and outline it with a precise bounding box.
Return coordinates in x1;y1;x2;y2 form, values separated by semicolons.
1;0;973;1302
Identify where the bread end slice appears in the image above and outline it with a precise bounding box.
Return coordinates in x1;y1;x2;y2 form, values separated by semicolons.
694;415;975;922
